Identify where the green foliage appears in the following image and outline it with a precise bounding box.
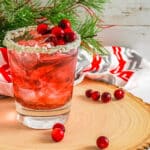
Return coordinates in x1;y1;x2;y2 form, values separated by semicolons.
79;0;107;12
0;0;41;45
78;18;99;39
82;38;108;55
0;0;107;55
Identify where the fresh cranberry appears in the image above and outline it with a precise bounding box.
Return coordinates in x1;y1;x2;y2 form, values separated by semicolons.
96;136;109;149
51;128;64;142
52;123;65;132
45;34;58;46
64;31;76;42
37;23;48;34
64;28;73;33
51;26;64;39
57;39;65;45
85;89;93;98
114;88;125;100
59;19;71;29
101;92;112;103
91;91;100;101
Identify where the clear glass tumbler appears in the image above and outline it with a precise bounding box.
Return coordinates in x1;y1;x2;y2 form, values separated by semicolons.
4;26;81;129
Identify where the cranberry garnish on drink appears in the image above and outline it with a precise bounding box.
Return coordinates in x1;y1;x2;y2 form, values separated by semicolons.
51;26;65;39
59;19;71;29
18;19;77;47
37;23;48;34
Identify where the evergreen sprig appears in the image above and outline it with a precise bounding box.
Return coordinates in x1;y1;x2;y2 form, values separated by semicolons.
79;0;107;12
78;18;99;39
0;0;108;55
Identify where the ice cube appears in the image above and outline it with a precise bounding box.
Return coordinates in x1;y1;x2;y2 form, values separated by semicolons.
18;88;37;102
20;52;39;69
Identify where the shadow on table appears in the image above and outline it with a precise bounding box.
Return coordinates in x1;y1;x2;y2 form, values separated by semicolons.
78;146;97;150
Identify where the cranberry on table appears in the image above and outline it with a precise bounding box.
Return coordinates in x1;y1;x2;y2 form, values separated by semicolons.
114;89;125;100
51;128;64;142
52;123;65;132
96;136;109;149
85;89;93;98
101;92;112;103
59;19;71;29
91;91;100;101
37;23;48;34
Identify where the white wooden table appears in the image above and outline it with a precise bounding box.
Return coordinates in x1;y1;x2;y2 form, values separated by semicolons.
101;0;150;61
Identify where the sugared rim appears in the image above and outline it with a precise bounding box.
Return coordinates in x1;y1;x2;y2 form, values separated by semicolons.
3;26;81;54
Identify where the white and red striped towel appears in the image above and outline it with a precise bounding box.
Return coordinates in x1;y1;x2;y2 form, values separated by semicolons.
0;48;13;97
0;46;150;103
76;46;150;103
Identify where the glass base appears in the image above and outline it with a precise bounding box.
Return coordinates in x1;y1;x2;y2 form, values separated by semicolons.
17;113;69;129
16;102;70;129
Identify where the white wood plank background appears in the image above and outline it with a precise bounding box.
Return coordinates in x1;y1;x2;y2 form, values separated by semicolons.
102;0;150;25
101;0;150;61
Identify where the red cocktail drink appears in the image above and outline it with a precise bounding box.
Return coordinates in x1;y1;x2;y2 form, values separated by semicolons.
9;49;77;110
4;25;81;129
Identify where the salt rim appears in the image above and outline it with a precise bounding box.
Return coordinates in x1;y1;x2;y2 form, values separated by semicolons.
3;26;81;54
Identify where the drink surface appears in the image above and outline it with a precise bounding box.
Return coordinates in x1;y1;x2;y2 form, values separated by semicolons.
9;48;78;110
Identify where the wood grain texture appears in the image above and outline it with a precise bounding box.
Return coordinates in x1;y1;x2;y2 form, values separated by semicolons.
0;79;150;150
102;0;150;25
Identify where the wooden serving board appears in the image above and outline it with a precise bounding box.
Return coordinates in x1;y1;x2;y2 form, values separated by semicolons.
0;79;150;150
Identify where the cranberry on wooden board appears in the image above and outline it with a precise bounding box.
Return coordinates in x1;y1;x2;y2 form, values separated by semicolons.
52;123;65;132
101;92;112;103
51;128;64;142
114;89;125;100
96;136;109;149
85;89;93;98
91;91;100;101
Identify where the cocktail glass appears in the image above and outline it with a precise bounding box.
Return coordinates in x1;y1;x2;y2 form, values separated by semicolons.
3;26;81;129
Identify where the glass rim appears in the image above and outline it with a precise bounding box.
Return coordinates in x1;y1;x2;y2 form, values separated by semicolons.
3;26;81;54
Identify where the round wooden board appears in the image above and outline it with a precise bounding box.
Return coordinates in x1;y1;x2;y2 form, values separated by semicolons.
0;79;150;150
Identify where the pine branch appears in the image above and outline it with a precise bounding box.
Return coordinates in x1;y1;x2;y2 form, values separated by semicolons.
40;0;79;28
78;18;99;39
79;0;106;12
77;17;108;55
0;0;108;55
15;0;31;11
82;38;108;55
